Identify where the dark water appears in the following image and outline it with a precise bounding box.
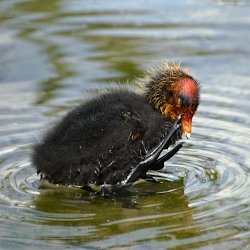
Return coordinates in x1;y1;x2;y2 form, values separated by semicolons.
0;0;250;249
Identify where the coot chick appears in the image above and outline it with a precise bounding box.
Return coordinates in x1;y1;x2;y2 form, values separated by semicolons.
32;63;200;190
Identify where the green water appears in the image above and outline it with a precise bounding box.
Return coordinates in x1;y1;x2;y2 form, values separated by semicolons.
0;0;250;249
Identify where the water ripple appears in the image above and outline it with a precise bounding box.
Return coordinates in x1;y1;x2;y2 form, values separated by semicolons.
0;0;250;249
0;92;249;247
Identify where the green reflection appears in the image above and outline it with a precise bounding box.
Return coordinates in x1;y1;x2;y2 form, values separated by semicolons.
85;36;147;83
34;44;75;105
34;179;200;245
2;0;75;105
15;0;60;13
1;0;151;106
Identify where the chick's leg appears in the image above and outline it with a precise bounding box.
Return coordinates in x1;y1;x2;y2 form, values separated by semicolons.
149;142;183;171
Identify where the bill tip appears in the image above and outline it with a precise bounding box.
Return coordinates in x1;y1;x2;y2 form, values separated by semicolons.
184;132;191;139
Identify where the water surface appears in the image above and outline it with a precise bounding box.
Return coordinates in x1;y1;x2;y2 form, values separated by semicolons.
0;0;250;249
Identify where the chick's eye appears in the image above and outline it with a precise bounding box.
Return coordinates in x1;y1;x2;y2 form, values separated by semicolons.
180;95;191;107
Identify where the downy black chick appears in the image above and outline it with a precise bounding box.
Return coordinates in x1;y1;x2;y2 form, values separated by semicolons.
32;63;200;190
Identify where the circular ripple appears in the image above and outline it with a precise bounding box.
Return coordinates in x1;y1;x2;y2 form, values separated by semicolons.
1;88;250;249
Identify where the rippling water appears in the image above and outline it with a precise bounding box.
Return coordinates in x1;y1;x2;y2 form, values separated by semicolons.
0;0;250;249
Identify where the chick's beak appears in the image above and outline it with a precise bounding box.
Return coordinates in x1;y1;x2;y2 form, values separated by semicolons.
181;117;192;138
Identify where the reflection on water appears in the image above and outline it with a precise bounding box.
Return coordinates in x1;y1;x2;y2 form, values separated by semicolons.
0;0;250;249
